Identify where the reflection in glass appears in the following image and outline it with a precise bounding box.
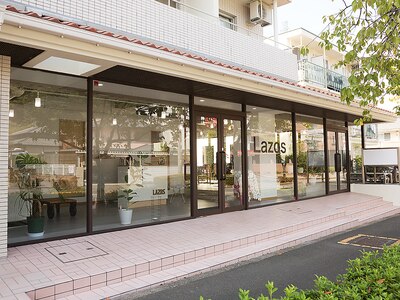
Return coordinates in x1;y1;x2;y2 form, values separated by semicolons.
8;68;87;244
93;82;190;230
349;126;362;183
247;108;294;206
224;119;243;208
196;115;218;209
327;131;338;192
296;115;325;199
338;132;347;190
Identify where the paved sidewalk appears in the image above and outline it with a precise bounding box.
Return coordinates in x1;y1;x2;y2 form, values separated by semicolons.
1;192;399;300
128;213;400;300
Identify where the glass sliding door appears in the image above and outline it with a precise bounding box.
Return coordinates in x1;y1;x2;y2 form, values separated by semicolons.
194;110;244;215
196;114;219;210
327;130;348;193
223;118;243;208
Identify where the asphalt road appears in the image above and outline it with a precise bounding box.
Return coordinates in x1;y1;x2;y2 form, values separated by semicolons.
115;215;400;300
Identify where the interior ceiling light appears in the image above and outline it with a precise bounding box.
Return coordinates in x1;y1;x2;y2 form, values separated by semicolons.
32;56;100;76
35;92;41;108
94;80;103;87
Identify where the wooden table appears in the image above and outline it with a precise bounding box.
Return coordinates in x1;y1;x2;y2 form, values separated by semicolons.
40;198;77;219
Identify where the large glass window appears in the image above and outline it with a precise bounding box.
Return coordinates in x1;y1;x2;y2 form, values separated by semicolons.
8;68;87;244
93;82;190;230
296;115;325;199
364;122;400;184
349;125;362;183
364;121;400;148
247;107;294;206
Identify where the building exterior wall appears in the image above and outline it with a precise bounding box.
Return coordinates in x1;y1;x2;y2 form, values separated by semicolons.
7;0;298;81
364;120;400;148
219;0;263;36
0;56;10;257
351;184;400;206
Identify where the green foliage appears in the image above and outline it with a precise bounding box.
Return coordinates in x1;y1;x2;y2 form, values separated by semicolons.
319;0;400;123
200;245;400;299
14;153;45;217
15;153;45;169
117;188;137;209
353;155;363;172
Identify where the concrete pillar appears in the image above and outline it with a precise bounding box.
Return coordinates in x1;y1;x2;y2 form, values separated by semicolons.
181;0;219;22
0;56;10;257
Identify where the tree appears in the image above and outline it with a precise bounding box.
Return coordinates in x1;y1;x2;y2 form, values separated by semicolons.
315;0;400;125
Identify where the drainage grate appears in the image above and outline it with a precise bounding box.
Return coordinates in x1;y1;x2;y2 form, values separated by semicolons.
45;241;108;263
339;234;400;249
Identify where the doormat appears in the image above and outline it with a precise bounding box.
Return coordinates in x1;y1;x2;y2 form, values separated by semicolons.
338;234;400;250
45;241;108;263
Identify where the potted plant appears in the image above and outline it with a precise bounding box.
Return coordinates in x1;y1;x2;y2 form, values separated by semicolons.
117;188;137;225
14;171;45;237
14;153;45;237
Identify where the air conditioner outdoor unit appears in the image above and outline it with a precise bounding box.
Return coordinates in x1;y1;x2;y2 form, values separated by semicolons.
259;6;272;26
249;1;262;23
249;1;272;26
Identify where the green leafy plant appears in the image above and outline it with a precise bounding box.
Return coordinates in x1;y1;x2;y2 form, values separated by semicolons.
117;188;137;209
15;153;44;168
14;153;46;218
318;0;400;124
14;171;43;218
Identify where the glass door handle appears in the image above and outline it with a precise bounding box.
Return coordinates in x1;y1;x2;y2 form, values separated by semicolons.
221;151;226;180
216;151;226;180
334;153;341;172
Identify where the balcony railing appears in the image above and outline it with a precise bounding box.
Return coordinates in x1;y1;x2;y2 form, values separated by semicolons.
298;60;348;92
7;0;299;82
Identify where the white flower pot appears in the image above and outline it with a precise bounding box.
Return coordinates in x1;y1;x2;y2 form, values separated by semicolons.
119;209;133;225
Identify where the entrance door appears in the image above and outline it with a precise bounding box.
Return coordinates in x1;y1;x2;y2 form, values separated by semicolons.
194;110;245;215
327;130;348;193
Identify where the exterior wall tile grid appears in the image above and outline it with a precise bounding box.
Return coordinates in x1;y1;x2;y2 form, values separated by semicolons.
219;0;263;36
0;56;10;258
7;0;298;81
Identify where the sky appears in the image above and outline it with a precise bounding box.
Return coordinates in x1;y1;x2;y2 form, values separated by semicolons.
264;0;344;36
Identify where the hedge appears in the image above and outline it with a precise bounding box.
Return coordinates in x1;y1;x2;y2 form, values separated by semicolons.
200;245;400;299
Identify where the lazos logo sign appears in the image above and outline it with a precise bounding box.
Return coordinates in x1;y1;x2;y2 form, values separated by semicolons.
153;189;166;195
253;137;286;154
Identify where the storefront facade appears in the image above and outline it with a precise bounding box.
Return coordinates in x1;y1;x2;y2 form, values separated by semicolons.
0;2;395;254
5;65;385;247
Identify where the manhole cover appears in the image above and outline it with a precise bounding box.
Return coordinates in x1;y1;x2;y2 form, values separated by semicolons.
339;234;400;249
45;241;108;263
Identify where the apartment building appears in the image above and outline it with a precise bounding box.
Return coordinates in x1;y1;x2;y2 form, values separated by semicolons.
0;0;395;256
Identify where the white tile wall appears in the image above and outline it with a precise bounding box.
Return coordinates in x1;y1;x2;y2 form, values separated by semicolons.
219;0;263;36
0;56;10;258
8;0;298;81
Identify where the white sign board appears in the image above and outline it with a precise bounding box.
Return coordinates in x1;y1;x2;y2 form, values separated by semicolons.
363;148;399;166
118;166;168;201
